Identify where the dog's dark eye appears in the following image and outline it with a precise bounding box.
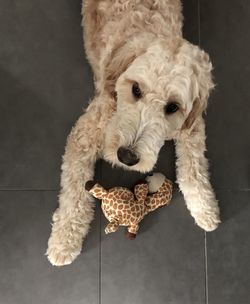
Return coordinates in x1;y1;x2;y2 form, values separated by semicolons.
132;83;142;99
165;103;179;114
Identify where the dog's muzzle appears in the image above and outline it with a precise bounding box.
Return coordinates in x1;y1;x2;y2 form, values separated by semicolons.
117;147;140;166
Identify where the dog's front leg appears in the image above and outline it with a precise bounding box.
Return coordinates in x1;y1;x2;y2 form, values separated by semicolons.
175;117;220;231
47;101;102;266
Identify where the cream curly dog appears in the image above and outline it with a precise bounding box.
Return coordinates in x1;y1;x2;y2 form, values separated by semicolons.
47;0;220;266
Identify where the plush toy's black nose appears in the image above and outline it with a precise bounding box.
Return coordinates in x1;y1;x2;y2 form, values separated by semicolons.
117;147;139;166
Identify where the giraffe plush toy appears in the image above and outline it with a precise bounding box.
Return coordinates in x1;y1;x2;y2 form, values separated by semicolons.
85;172;173;239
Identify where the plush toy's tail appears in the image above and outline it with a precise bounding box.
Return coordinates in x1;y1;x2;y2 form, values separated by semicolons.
85;181;108;200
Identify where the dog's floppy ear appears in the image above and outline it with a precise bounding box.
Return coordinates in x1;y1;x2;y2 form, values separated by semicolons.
180;42;214;130
102;42;145;97
182;98;203;130
104;49;137;96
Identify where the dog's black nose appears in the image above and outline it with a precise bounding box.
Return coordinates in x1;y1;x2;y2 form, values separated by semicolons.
117;147;139;166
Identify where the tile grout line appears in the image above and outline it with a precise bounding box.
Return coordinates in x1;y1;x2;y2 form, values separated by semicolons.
204;231;209;304
198;0;201;46
99;160;102;304
198;2;208;303
1;187;250;192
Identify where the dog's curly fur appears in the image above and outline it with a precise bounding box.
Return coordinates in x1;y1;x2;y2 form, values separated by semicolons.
47;0;220;266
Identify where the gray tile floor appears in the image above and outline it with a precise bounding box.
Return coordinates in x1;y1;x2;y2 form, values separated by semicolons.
0;1;249;303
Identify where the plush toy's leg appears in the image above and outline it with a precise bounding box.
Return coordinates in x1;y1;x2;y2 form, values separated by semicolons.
126;224;139;240
175;117;220;231
128;224;139;234
105;221;119;234
47;99;103;266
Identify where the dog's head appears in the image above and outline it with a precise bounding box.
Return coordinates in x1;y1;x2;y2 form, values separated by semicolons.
102;38;214;172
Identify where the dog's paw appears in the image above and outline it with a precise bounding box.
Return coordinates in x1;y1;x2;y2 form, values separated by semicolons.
46;246;80;266
193;210;221;232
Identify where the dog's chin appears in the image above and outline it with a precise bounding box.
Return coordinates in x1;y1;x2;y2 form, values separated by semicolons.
103;151;156;173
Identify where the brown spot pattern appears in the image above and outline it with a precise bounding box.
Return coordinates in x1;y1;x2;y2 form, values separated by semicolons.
89;180;172;236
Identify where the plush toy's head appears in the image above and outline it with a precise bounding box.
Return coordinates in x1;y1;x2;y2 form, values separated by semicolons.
146;172;166;193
